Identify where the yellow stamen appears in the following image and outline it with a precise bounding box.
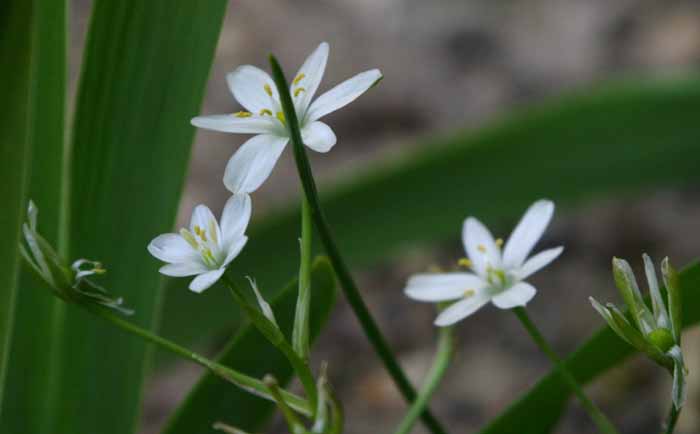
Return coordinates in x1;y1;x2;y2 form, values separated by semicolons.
259;108;272;116
93;262;107;274
276;111;286;125
208;219;219;244
294;87;306;97
458;258;472;268
180;229;198;249
194;225;207;242
477;244;487;253
495;238;504;247
233;111;252;118
264;84;273;96
293;73;306;85
463;289;475;298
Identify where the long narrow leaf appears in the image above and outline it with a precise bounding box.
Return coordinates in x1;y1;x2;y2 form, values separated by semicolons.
52;2;228;433
1;0;67;432
478;261;700;434
163;257;337;434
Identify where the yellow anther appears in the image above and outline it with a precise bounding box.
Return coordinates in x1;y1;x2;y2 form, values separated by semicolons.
233;111;252;118
294;87;306;97
180;229;198;249
93;262;107;274
208;219;219;244
259;109;273;116
477;244;487;253
495;238;504;247
264;84;273;96
276;111;286;125
463;289;475;298
458;258;472;268
293;73;306;85
194;225;207;241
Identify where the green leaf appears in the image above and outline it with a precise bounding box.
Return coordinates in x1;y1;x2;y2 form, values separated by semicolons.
49;1;228;434
0;0;67;431
161;77;700;346
162;257;337;434
477;261;700;434
0;0;37;412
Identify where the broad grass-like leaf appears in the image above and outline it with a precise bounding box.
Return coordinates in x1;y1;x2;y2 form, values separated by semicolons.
162;77;700;344
163;257;337;434
0;0;68;431
0;0;37;412
50;1;228;433
478;261;700;434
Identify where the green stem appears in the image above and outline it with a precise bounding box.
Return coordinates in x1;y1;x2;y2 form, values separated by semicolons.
664;405;680;434
269;55;449;434
78;301;312;416
513;307;619;434
293;196;313;360
393;325;454;434
223;275;318;415
265;375;308;434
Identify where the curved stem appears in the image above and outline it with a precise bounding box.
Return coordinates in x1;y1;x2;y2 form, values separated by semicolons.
664;405;680;434
293;197;313;360
269;55;449;434
223;275;318;415
513;307;619;434
393;325;454;434
78;301;312;416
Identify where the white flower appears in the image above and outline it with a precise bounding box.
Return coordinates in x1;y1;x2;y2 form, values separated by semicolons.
405;200;563;326
191;42;383;194
148;194;251;293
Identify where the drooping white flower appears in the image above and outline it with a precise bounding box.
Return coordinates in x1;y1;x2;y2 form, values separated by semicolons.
191;42;383;194
148;194;251;293
405;200;563;326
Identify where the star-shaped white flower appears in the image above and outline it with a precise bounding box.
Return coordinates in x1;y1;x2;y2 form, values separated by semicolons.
405;200;563;326
148;194;251;293
191;42;382;194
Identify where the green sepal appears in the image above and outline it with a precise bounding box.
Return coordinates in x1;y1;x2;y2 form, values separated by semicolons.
612;257;654;334
662;258;682;344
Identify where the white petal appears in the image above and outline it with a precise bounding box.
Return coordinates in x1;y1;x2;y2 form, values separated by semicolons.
462;217;501;277
227;65;279;114
190;114;276;134
223;134;289;194
434;294;490;327
159;261;208;277
148;234;198;264
502;200;555;269
190;204;218;236
189;268;226;293
514;246;563;280
292;42;329;118
491;282;537;309
305;69;382;122
222;236;248;267
301;121;336;153
405;272;487;302
220;194;252;245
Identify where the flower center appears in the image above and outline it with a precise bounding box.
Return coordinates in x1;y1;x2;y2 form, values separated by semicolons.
181;221;220;268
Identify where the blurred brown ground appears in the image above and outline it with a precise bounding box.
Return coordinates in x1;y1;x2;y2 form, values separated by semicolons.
66;1;700;433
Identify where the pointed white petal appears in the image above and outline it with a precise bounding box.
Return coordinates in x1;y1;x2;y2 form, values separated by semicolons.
189;268;226;293
491;282;537;309
220;193;252;245
190;204;217;233
434;294;490;327
223;134;288;194
462;217;501;277
502;200;555;269
227;65;278;114
148;234;198;264
222;236;248;267
190;114;276;134
306;69;382;122
292;42;329;117
159;261;208;277
301;121;336;153
405;272;487;302
513;246;563;280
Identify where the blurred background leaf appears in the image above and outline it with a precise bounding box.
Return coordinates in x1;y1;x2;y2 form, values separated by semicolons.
163;257;337;434
1;0;68;432
0;0;38;413
45;1;228;433
478;261;700;434
161;77;700;347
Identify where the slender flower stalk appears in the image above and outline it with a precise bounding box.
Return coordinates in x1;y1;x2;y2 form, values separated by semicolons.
514;307;619;434
268;55;448;434
393;325;454;434
665;405;680;434
293;197;314;360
